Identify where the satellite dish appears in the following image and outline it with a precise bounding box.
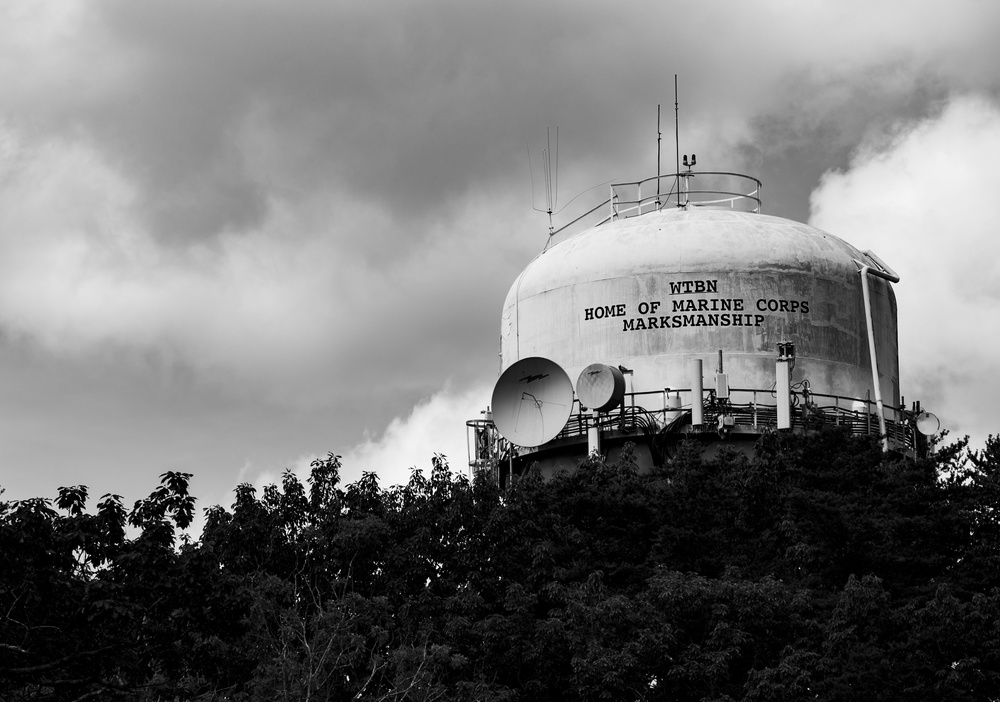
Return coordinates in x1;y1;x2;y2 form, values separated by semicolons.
491;357;573;447
915;411;940;436
576;363;626;412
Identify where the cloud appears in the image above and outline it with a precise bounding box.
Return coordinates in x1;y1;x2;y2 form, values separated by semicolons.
0;116;522;397
5;0;1000;508
233;381;492;505
0;126;325;379
11;0;997;246
7;1;1000;257
809;93;1000;448
338;381;492;487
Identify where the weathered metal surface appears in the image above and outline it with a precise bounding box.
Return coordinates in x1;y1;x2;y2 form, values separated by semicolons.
500;208;899;406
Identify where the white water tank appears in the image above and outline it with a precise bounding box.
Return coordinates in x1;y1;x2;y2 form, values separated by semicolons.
499;207;899;406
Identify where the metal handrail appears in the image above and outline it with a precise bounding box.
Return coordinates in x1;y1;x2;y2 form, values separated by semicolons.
610;172;762;219
545;171;763;242
467;386;920;470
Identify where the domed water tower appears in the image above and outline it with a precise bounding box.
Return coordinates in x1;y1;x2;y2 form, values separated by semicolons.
470;171;928;481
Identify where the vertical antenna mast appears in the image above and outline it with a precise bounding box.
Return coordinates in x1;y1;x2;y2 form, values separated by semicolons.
543;127;558;234
656;104;662;205
674;74;680;209
529;127;560;235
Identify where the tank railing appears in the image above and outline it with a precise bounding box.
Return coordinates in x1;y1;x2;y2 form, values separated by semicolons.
548;197;613;239
608;173;762;220
544;172;762;244
467;386;918;470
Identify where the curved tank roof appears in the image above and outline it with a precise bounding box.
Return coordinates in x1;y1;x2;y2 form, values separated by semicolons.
500;206;899;407
514;208;874;297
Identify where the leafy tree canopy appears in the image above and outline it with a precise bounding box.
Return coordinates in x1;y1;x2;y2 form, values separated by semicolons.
3;430;1000;701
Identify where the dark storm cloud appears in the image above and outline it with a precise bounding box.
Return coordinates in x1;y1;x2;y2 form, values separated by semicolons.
21;1;993;246
3;0;1000;503
46;0;664;245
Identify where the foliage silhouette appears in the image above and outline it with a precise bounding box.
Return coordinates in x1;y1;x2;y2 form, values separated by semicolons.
3;431;1000;700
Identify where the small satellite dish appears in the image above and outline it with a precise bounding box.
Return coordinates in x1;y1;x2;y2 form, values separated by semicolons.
491;357;573;447
915;411;940;436
576;363;626;412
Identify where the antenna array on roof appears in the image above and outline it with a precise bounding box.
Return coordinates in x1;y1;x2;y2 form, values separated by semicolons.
529;127;559;234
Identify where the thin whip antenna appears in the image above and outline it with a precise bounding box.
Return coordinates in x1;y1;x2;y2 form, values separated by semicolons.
543;131;552;218
553;127;559;215
548;127;558;232
530;127;559;234
674;75;680;209
656;104;662;205
543;127;558;234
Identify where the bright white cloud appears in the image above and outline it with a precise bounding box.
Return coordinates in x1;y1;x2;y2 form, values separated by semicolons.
810;93;1000;448
338;381;493;488
231;381;492;511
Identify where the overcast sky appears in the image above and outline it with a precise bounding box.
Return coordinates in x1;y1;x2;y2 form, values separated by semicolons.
3;0;1000;513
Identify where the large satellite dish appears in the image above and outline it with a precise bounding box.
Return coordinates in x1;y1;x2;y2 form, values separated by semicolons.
915;411;940;436
576;363;626;412
491;357;573;447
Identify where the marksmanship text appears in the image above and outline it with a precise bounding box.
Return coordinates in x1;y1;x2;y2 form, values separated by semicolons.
581;279;810;332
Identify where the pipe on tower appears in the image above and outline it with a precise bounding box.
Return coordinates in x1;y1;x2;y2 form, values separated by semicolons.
691;359;703;426
855;257;900;452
